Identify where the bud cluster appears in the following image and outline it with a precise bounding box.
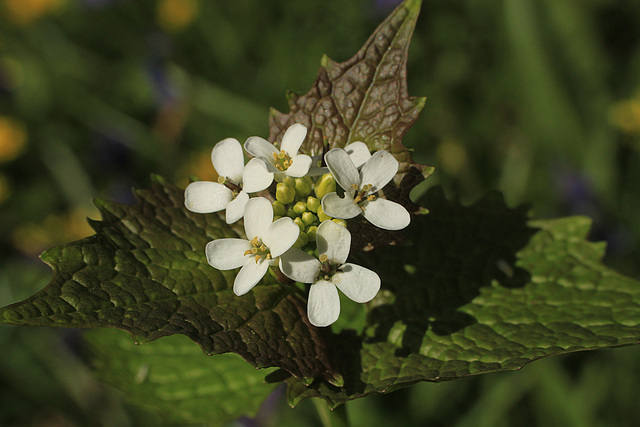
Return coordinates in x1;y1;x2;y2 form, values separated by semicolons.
273;174;346;250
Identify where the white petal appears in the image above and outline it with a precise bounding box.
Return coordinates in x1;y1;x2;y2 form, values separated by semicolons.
243;197;273;241
332;263;381;303
279;248;321;283
307;166;330;177
205;238;252;270
225;191;249;224
184;181;233;213
234;257;270;296
285;154;312;177
362;198;411;230
244;136;279;163
316;220;351;265
345;141;371;169
324;148;360;195
321;192;361;220
307;280;340;327
280;123;307;156
359;150;398;193
261;217;300;258
211;138;244;184
242;158;274;193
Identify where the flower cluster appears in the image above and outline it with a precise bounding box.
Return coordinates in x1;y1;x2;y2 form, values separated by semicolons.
185;124;410;327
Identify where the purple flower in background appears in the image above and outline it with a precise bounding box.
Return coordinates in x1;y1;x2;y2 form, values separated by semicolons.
373;0;403;14
145;33;178;106
553;164;633;256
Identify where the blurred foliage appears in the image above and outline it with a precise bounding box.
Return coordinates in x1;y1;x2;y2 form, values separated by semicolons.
1;0;639;425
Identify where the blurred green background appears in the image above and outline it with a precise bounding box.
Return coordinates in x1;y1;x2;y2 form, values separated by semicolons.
1;0;640;425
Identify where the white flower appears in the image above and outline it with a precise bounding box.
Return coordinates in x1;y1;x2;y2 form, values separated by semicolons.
308;141;372;176
321;148;410;231
184;138;273;224
206;197;300;296
244;123;312;178
279;220;380;327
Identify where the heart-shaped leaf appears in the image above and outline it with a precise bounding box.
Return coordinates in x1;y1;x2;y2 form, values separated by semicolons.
0;176;342;387
282;187;640;407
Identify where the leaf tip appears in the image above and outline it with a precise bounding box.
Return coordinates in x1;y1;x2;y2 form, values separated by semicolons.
403;0;423;14
150;174;168;185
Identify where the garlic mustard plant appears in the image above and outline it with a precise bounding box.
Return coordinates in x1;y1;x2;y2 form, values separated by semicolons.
244;123;312;178
186;124;410;326
205;197;299;296
280;220;380;327
322;148;411;230
184;138;273;223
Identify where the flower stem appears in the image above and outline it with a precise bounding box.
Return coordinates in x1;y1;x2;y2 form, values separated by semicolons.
312;399;349;427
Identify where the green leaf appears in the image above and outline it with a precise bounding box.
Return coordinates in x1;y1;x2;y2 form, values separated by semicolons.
0;176;342;387
269;0;429;176
85;328;278;426
282;187;640;408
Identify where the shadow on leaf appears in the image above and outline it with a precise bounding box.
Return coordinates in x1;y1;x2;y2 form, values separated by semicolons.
361;186;537;354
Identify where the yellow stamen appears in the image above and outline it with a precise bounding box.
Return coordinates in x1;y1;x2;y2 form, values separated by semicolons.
319;254;328;263
259;244;267;252
278;151;286;159
351;184;358;190
244;249;252;256
255;255;261;262
272;153;279;162
353;195;362;204
367;195;376;202
218;176;226;184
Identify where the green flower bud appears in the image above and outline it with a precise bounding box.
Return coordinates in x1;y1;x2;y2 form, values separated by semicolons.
317;205;332;222
283;176;295;187
294;217;305;231
314;173;336;200
272;200;286;217
306;225;318;241
286;208;297;219
306;196;321;213
293;201;307;215
276;182;295;204
293;231;309;248
294;177;312;198
332;218;348;229
301;211;317;226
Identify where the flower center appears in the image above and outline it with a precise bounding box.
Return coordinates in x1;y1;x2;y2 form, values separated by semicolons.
272;150;293;172
244;236;272;263
318;254;341;281
351;183;377;208
218;176;242;197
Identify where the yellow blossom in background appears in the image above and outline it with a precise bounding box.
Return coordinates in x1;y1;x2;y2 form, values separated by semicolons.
609;98;640;135
12;207;99;257
0;116;27;163
437;138;468;175
3;0;66;26
157;0;198;33
175;148;220;188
